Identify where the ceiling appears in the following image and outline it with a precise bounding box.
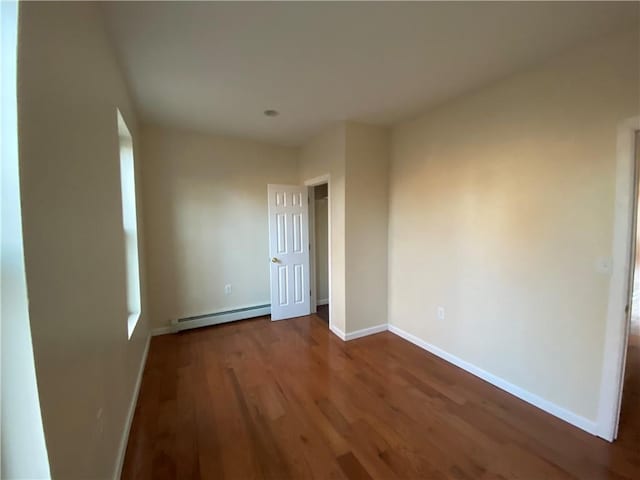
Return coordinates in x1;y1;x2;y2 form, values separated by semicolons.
102;1;638;146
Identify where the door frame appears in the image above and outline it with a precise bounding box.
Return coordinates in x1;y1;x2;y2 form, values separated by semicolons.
304;174;331;321
597;116;640;441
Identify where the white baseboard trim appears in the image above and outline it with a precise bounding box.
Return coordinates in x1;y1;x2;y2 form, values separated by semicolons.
329;323;388;341
387;324;598;436
329;323;346;341
345;323;388;341
151;325;175;336
317;298;329;306
113;333;151;480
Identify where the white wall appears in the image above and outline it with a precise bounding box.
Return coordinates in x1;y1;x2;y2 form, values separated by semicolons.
388;30;639;422
140;124;299;327
1;1;50;478
315;196;329;303
17;2;149;478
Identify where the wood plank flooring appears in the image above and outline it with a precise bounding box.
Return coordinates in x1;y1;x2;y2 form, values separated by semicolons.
618;331;639;457
122;314;640;479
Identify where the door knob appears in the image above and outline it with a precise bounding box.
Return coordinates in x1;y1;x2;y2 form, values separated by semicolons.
271;257;279;263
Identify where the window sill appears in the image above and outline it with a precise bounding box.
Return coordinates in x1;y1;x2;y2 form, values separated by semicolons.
127;312;141;340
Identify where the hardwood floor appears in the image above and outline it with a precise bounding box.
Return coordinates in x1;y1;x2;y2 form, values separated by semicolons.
618;331;639;452
122;314;640;479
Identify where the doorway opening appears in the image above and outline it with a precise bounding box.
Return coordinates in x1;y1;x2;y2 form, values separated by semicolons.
312;183;329;324
305;175;331;328
598;118;640;441
617;131;640;439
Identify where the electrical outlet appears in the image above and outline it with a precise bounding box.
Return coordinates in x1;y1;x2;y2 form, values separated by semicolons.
437;306;445;321
594;256;612;274
224;284;232;295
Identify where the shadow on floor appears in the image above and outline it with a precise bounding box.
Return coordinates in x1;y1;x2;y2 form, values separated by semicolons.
315;304;329;323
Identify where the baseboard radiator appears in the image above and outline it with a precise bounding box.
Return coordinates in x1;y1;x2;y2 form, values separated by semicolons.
171;304;271;332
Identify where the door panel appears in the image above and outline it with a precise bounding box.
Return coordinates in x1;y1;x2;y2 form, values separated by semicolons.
268;185;310;320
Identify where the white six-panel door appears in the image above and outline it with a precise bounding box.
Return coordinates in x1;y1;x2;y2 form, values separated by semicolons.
268;185;311;320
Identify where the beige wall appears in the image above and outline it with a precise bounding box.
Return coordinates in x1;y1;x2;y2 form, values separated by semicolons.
140;124;299;327
17;2;150;478
298;124;347;332
298;122;390;334
13;5;638;477
388;30;639;421
345;123;390;331
141;120;390;336
315;197;329;303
